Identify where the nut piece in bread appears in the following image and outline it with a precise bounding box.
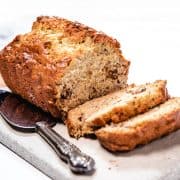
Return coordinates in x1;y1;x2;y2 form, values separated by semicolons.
66;80;168;138
96;98;180;152
0;16;130;118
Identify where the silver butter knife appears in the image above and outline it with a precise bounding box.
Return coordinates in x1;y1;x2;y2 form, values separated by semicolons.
0;89;95;174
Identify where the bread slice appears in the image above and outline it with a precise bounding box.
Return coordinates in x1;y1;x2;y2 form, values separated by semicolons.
0;16;130;118
96;98;180;152
66;80;168;138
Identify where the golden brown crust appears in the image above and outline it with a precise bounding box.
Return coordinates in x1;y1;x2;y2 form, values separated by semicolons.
0;16;125;118
32;16;120;49
96;98;180;152
0;34;65;117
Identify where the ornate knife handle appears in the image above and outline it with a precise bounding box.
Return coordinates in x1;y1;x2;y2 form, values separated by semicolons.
36;121;95;173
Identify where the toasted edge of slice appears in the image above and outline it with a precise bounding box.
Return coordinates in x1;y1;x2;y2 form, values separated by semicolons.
96;97;180;152
66;80;168;138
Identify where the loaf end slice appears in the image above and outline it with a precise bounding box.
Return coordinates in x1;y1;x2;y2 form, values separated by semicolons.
96;97;180;152
0;16;129;118
66;80;168;138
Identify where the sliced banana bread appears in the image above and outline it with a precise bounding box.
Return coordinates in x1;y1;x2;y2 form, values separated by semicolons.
66;80;168;138
96;98;180;152
0;16;130;118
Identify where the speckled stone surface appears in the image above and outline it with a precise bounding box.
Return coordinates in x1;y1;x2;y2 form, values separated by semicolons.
0;113;180;180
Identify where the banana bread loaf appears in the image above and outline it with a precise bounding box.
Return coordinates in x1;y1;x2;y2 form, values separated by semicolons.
66;80;168;138
96;97;180;152
0;16;130;118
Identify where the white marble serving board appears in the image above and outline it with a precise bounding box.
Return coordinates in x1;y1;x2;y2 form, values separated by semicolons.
0;113;180;180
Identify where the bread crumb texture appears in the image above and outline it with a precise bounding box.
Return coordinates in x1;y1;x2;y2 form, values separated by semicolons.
0;16;130;118
96;98;180;152
67;80;168;138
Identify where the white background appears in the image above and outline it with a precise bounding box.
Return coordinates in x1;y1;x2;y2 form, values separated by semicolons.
0;0;180;179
